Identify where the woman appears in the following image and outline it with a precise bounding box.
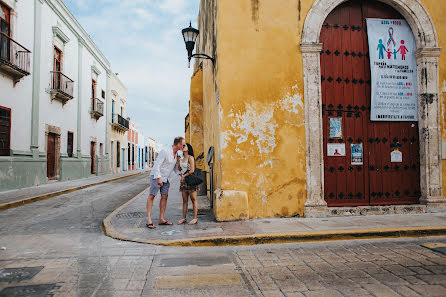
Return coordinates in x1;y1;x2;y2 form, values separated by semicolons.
177;143;198;225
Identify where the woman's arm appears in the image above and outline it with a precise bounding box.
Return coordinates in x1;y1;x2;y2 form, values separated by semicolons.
188;156;195;174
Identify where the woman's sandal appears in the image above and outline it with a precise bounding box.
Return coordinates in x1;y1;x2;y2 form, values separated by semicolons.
177;218;187;225
188;218;198;225
146;223;156;229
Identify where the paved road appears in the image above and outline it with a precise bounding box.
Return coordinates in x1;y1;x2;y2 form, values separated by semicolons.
0;172;446;297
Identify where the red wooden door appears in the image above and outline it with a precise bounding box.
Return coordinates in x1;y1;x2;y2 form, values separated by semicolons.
321;0;420;207
47;133;56;179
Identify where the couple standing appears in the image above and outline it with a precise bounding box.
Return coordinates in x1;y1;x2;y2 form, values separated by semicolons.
146;136;199;229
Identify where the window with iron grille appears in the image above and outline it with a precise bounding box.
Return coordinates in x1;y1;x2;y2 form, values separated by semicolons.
117;141;120;167
0;107;10;156
67;132;73;157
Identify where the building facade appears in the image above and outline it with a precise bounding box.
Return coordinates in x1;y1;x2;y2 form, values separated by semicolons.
188;0;446;221
127;121;138;171
109;73;129;173
0;0;111;191
146;137;162;168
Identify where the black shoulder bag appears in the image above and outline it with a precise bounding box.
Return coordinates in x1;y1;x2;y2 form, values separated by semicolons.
185;168;203;186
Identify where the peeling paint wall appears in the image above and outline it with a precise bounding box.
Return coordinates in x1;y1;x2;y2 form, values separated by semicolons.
193;0;446;220
217;0;307;218
189;68;205;169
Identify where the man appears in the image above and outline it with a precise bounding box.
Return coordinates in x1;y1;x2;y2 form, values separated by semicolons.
146;136;185;229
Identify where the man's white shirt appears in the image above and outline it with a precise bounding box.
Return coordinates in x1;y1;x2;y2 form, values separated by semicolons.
150;146;180;182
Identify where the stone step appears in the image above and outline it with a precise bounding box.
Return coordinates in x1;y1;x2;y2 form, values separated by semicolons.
329;205;427;217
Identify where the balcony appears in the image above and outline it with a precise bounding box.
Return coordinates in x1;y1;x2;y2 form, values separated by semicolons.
0;32;31;83
111;113;129;132
50;71;74;104
91;98;104;119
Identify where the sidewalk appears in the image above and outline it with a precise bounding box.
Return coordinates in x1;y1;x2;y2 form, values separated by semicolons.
0;169;148;210
104;174;446;246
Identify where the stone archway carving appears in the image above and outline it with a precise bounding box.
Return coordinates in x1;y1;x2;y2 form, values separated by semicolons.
301;0;443;217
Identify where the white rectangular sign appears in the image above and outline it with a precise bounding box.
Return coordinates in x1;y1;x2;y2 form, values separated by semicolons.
366;19;418;121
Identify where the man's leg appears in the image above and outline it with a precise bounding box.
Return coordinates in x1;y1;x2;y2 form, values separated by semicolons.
146;194;155;225
159;194;168;223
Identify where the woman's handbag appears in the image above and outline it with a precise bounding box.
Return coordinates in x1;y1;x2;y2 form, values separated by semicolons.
185;168;203;186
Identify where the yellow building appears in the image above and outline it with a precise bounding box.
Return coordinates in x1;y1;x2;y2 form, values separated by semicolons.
187;0;446;221
109;73;129;173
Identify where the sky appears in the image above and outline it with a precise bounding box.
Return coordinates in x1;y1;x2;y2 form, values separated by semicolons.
62;0;200;147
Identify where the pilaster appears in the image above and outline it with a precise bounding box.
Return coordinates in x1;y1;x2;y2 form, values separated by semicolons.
30;0;43;158
301;42;328;218
415;47;445;208
77;38;84;159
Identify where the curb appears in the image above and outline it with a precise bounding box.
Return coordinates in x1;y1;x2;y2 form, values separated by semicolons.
103;193;446;246
0;170;148;211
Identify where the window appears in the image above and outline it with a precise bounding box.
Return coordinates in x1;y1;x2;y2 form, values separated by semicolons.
67;132;73;157
120;106;123;116
0;3;10;61
53;47;62;89
102;90;105;99
92;79;96;98
0;106;11;156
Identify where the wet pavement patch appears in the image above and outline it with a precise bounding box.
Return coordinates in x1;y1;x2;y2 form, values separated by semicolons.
0;267;44;283
421;243;446;255
159;255;232;267
0;284;58;297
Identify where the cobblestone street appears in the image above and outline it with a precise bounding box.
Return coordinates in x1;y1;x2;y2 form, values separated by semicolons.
0;172;445;296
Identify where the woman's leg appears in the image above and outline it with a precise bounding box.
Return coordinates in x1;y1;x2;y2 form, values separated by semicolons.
178;191;188;224
188;190;198;224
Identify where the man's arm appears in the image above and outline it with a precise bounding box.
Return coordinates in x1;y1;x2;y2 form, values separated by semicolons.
151;149;165;179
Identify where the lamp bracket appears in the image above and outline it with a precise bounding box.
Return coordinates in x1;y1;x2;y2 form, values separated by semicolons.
189;53;215;66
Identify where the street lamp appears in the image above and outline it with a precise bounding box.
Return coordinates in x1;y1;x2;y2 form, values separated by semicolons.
181;22;215;68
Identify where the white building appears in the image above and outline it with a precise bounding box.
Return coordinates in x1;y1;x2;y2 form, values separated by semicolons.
146;137;162;168
109;72;129;174
0;0;112;191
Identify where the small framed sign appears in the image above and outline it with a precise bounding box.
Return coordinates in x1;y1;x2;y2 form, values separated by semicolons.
327;143;346;156
391;149;403;163
351;143;363;165
329;118;342;138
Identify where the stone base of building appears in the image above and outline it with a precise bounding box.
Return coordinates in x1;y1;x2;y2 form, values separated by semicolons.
420;196;446;209
304;202;329;218
60;155;108;181
0;153;47;191
213;189;249;222
328;205;427;217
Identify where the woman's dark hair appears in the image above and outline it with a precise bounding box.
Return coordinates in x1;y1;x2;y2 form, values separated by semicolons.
186;143;194;158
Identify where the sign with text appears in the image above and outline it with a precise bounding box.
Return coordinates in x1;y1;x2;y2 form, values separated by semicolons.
366;19;418;121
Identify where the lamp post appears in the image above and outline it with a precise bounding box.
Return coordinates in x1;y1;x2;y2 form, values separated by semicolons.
181;22;215;68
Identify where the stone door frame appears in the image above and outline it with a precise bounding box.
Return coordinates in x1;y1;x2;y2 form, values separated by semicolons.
45;124;61;181
301;0;443;217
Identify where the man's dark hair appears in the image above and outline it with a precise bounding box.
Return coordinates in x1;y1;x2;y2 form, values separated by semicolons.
173;136;184;145
186;143;194;157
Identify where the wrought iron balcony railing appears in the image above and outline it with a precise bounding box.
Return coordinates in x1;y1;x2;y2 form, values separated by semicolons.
91;98;104;118
112;113;129;130
0;32;31;81
50;71;74;103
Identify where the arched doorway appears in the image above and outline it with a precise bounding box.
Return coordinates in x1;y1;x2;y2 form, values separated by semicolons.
301;0;444;217
320;0;420;206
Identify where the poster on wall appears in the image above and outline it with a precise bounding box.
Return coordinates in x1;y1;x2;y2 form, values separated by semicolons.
351;143;363;165
366;18;418;121
327;143;346;157
329;118;342;138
